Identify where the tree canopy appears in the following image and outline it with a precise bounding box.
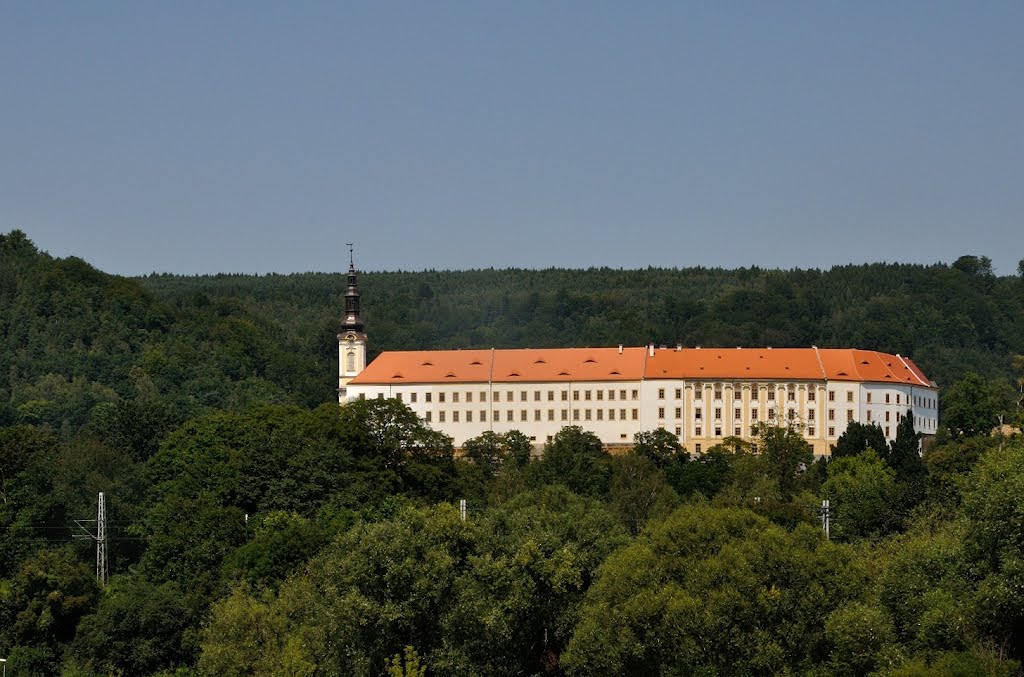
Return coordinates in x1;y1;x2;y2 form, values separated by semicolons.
3;231;1024;675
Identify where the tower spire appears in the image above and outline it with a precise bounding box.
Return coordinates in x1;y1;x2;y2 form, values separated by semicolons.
338;245;367;401
342;246;364;333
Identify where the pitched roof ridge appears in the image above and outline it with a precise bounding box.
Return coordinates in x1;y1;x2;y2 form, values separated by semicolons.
893;352;928;387
813;346;826;380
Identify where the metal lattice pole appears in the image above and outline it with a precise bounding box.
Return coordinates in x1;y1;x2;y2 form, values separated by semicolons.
73;492;110;586
96;492;108;586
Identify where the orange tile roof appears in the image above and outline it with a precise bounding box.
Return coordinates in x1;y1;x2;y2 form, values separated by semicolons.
491;347;647;382
349;346;934;387
349;349;493;385
817;349;931;386
901;357;932;386
644;347;824;381
348;347;647;385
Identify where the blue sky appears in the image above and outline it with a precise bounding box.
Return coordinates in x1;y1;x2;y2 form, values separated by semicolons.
2;2;1022;275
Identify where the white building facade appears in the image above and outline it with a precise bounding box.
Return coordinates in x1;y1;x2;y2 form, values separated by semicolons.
344;344;938;456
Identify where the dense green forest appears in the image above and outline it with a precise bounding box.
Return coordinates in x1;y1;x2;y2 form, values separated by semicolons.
2;230;1024;676
139;252;1024;394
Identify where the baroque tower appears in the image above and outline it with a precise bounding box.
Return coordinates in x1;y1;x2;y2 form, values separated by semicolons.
338;246;367;401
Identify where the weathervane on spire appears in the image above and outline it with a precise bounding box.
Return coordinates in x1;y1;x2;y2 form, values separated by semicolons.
346;243;354;270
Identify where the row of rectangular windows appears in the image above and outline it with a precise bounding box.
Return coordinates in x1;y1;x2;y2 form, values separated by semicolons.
665;406;842;422
424;408;642;423
393;389;640;404
662;386;810;401
654;388;937;408
384;392;929;427
684;424;833;438
386;387;935;408
377;392;934;427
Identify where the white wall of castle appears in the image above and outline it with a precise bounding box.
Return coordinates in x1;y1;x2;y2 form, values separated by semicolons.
345;377;938;455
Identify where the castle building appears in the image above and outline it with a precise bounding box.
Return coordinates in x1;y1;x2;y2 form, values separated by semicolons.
338;266;938;455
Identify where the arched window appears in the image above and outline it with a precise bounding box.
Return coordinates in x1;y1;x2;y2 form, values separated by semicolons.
347;351;355;372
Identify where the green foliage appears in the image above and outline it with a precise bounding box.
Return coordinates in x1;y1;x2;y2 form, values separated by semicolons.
888;409;927;521
201;489;627;676
563;505;863;675
71;576;198;675
871;439;1024;664
607;453;680;536
825;601;900;676
942;372;1014;437
136;493;249;597
197;584;319;677
531;426;610;497
461;429;532;477
340;397;458;501
709;422;818;527
0;232;323;436
952;254;994;279
459;486;629;674
631;427;686;468
833;420;889;460
1013;354;1024;423
3;643;59;676
0;426;66;578
223;512;329;590
8;233;1024;672
889;409;925;480
822;450;899;541
136;401;462;622
137;257;1024;397
86;397;179;462
881;649;1019;676
666;446;732;498
755;421;814;499
385;646;428;677
875;524;973;653
0;547;99;651
960;440;1024;651
922;432;997;513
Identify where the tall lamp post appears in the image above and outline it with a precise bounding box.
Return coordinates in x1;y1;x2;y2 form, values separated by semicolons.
1;656;7;676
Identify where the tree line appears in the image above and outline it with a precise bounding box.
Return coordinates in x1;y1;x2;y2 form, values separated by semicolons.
2;230;1024;674
2;396;1022;675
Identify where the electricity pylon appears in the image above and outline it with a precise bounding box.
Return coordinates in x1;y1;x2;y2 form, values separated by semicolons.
74;492;109;586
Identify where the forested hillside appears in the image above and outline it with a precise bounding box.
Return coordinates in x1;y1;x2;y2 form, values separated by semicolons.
0;231;323;433
139;256;1024;396
3;230;1024;676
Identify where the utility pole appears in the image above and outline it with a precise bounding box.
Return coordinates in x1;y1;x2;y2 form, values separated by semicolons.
97;492;108;586
820;499;831;540
74;492;109;586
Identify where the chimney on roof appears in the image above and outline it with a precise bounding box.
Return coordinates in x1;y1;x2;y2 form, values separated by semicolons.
648;344;654;357
618;344;623;354
676;343;682;351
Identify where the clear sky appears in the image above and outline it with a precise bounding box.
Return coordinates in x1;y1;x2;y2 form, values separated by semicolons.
2;2;1022;276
